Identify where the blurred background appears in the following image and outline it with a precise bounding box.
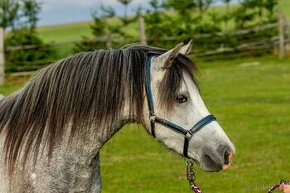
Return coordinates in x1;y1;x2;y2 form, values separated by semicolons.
0;0;290;193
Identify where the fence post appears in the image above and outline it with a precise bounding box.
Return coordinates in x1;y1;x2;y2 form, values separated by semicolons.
138;16;147;45
106;33;112;48
0;27;4;85
278;10;285;59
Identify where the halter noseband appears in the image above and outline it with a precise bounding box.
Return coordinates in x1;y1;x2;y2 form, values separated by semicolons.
145;53;216;158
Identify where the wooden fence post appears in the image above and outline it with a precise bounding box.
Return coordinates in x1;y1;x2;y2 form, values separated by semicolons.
138;16;147;45
278;10;285;59
0;27;5;85
106;33;112;48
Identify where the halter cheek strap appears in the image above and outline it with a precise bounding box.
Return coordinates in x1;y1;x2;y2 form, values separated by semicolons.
145;54;216;158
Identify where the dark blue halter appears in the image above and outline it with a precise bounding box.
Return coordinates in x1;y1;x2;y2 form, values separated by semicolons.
145;53;216;158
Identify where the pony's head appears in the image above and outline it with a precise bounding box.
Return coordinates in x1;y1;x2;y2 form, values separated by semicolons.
145;41;235;172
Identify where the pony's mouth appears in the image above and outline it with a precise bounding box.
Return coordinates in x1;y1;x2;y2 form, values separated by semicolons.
186;154;225;172
200;154;223;172
199;148;234;172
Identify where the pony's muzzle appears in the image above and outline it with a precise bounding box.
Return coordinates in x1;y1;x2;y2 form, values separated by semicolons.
200;145;234;172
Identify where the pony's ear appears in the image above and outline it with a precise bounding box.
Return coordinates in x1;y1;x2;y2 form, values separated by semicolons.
156;43;184;68
179;39;193;55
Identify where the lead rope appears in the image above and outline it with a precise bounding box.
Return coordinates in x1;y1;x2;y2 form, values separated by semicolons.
267;180;289;193
185;160;202;193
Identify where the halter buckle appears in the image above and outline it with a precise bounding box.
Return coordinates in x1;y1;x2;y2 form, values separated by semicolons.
150;114;156;122
185;132;192;139
149;113;157;137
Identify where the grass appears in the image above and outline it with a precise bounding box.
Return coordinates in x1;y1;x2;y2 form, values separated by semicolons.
36;17;139;44
36;21;94;58
280;0;290;20
37;21;94;43
0;76;30;95
2;56;289;192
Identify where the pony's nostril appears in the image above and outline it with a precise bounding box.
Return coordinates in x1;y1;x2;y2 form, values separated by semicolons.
224;151;230;165
222;150;234;170
224;150;234;165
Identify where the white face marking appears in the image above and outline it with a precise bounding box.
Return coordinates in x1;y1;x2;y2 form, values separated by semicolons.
148;54;235;172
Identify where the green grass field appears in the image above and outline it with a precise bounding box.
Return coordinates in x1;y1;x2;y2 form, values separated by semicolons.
1;56;290;193
37;21;93;43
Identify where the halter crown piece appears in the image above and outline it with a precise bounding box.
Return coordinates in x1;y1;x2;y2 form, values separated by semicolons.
145;52;216;193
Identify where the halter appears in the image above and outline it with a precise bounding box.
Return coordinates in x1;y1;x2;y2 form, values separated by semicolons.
145;53;217;158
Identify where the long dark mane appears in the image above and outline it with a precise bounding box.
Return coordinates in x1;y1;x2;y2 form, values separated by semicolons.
0;45;198;175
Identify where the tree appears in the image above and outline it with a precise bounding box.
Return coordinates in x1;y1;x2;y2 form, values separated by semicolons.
0;0;41;31
145;0;180;47
264;0;278;22
4;0;56;71
74;6;116;52
234;0;278;28
21;0;41;32
164;0;196;13
194;0;214;16
163;0;220;34
75;2;139;52
223;0;232;29
0;0;20;31
5;28;56;70
165;0;213;16
117;0;133;23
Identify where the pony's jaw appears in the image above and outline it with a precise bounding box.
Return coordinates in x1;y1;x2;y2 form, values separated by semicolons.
187;121;236;172
153;117;236;172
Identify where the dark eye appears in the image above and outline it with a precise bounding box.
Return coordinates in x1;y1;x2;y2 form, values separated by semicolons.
176;95;188;104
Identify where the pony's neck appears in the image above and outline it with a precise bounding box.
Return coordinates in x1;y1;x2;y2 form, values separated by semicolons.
64;103;141;163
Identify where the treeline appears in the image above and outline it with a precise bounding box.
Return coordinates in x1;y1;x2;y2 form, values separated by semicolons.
0;0;280;72
76;0;278;50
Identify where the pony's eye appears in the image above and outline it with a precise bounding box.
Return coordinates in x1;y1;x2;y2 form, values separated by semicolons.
176;95;188;104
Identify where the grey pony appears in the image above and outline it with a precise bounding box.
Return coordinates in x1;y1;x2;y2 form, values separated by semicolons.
0;43;235;193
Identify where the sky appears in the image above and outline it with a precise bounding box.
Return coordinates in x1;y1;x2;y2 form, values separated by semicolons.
38;0;151;26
